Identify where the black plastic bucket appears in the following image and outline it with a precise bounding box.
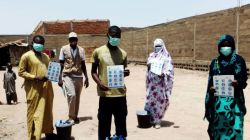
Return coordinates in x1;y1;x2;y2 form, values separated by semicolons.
55;120;73;140
136;110;152;128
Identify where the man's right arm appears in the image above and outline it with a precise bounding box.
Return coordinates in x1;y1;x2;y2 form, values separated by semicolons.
58;60;64;87
91;62;109;91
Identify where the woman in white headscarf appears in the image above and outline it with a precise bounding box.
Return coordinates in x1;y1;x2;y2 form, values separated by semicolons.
144;38;174;129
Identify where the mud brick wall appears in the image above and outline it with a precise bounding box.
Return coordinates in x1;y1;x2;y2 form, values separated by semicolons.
0;35;28;43
2;5;250;70
45;22;71;34
40;34;107;62
120;5;250;70
0;34;107;63
33;20;110;35
72;21;109;34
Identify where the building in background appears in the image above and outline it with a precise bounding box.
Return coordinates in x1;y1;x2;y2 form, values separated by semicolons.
0;19;110;66
31;19;110;62
0;39;29;69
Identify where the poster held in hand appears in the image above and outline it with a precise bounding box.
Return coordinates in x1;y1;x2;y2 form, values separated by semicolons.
107;65;124;88
47;62;61;82
150;59;164;75
213;75;234;97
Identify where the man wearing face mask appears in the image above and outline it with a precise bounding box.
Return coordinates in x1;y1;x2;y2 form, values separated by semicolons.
58;32;89;124
19;35;55;140
204;34;248;139
91;26;130;140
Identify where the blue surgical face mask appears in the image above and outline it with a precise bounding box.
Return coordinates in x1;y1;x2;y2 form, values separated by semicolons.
109;36;121;46
220;46;232;56
33;43;44;52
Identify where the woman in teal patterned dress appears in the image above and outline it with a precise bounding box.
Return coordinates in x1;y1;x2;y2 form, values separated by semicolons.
205;34;248;140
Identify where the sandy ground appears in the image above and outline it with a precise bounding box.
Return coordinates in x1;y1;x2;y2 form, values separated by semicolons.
0;63;249;140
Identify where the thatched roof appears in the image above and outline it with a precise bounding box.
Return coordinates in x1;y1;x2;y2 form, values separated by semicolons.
0;39;28;49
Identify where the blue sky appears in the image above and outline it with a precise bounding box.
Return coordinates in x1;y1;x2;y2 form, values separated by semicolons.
0;0;249;34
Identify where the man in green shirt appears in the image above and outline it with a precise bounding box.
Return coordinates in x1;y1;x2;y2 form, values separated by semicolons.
91;26;130;140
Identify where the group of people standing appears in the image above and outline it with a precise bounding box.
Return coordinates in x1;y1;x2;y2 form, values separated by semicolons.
145;34;248;140
17;26;131;140
2;24;247;140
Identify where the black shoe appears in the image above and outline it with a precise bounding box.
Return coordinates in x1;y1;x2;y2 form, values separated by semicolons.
74;118;80;124
45;133;58;140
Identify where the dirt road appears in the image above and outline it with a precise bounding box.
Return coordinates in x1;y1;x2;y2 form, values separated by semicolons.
0;64;249;140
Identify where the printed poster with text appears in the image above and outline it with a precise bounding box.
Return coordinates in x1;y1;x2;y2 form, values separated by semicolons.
150;59;164;75
213;75;234;97
107;65;124;88
47;62;61;82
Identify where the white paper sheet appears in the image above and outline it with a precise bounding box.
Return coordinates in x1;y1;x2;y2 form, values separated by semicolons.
213;75;234;97
150;59;164;75
107;65;124;88
46;62;61;82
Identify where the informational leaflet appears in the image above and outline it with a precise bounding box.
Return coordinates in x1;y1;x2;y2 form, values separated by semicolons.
150;59;164;75
213;75;234;97
47;62;61;82
107;65;124;88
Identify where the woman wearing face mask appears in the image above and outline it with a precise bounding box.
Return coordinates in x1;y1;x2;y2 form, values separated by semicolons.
204;34;248;140
144;38;174;129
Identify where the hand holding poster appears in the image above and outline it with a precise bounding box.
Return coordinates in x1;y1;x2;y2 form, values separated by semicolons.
46;62;61;82
213;75;234;97
107;65;124;88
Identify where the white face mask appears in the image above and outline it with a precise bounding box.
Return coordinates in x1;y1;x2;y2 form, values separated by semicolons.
154;46;162;53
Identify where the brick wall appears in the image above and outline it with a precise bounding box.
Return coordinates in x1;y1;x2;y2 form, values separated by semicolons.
33;20;110;35
0;35;28;43
45;22;71;34
72;21;109;34
37;34;107;62
2;6;250;69
34;24;45;35
120;4;250;69
0;34;107;63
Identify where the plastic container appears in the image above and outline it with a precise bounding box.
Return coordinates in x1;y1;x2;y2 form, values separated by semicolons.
136;110;152;128
55;120;73;140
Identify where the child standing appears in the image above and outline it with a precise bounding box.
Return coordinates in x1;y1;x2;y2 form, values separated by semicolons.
3;63;17;104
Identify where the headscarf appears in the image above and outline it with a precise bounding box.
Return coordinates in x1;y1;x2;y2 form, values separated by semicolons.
217;34;237;67
148;38;174;76
218;34;235;51
146;39;174;98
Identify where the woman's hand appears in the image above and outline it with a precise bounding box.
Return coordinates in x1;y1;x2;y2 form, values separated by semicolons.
231;80;238;88
147;64;151;71
124;69;130;77
209;86;216;94
159;73;165;79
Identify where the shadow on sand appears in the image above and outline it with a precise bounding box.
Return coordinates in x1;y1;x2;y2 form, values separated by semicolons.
161;120;175;127
79;116;93;123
